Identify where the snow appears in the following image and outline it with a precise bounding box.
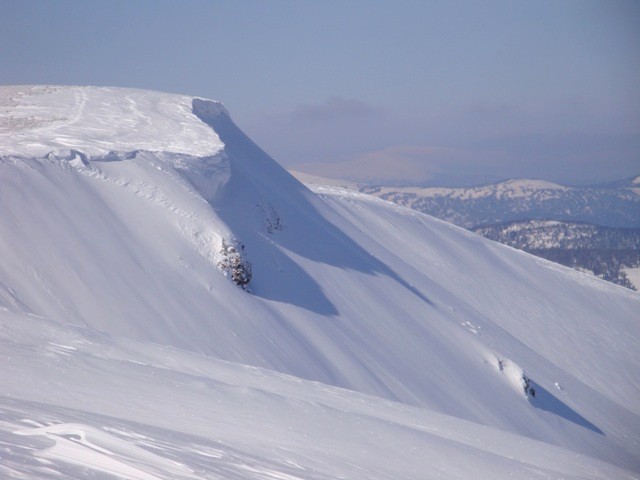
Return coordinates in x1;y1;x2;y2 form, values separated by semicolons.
623;266;640;290
0;85;223;157
356;178;568;201
1;310;637;480
289;170;361;190
14;423;193;480
1;86;639;479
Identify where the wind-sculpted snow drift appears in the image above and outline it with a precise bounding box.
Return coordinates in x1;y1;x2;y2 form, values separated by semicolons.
1;86;639;479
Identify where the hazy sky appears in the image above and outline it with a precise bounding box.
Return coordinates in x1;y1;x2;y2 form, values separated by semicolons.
2;0;639;185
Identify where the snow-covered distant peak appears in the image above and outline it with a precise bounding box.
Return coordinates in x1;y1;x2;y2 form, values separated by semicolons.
365;178;568;201
498;178;566;191
0;85;224;157
631;176;640;196
459;178;567;199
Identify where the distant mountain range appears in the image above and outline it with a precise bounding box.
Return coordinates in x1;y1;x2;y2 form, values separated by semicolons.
471;220;640;250
293;172;640;290
360;177;640;229
471;220;640;290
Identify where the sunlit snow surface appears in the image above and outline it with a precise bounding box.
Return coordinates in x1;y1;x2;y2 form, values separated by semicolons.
0;85;223;156
624;267;640;291
1;86;639;479
1;310;636;480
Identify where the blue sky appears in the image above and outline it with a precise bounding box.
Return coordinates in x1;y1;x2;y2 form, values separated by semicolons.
2;0;639;185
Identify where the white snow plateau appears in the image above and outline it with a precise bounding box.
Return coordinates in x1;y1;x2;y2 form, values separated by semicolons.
1;85;639;479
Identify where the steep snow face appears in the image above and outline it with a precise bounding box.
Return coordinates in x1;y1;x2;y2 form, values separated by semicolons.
1;86;640;477
0;85;224;157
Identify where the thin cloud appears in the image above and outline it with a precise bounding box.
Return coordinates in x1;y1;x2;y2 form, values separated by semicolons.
298;145;509;187
290;97;385;123
465;102;517;117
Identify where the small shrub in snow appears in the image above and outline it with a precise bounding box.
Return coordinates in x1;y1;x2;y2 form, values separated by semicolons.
260;201;284;234
218;238;252;289
523;374;536;398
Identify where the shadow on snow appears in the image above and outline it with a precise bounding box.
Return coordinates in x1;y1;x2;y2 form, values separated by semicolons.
529;381;603;435
193;98;433;315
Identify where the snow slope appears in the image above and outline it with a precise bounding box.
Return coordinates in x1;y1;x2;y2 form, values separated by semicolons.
1;86;639;478
2;310;636;480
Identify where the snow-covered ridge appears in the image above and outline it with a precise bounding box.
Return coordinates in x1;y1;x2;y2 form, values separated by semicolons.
366;178;568;200
0;85;224;157
348;175;640;228
2;86;640;478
